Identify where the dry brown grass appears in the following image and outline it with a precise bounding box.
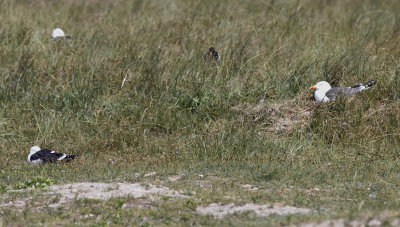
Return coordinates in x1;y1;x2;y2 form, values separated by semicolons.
232;98;312;133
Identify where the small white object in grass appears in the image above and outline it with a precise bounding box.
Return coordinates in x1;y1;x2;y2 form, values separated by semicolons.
81;214;95;219
51;28;71;41
144;172;157;177
52;28;65;38
168;175;182;182
241;184;253;189
368;219;381;226
369;193;377;198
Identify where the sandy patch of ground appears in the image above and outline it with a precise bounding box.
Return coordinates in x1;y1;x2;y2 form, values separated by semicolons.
297;218;400;227
2;181;314;221
121;198;154;209
47;182;187;207
168;175;183;182
241;184;259;191
143;172;157;177
1;198;31;211
297;210;400;227
196;203;311;218
1;182;187;211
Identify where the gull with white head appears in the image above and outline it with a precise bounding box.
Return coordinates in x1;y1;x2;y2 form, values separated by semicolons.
27;146;76;164
310;79;376;102
51;28;71;41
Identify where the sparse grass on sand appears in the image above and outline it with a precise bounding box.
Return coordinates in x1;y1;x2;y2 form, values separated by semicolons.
0;0;400;226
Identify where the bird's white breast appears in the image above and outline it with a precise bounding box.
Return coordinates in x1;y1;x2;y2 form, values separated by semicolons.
314;90;329;102
27;154;43;163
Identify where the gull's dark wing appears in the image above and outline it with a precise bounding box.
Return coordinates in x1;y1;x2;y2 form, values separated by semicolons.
30;149;65;162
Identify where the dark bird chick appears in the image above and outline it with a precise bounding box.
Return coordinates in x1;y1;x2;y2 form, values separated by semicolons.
204;47;220;62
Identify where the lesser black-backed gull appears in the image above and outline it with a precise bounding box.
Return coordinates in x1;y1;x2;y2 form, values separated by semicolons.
27;146;76;163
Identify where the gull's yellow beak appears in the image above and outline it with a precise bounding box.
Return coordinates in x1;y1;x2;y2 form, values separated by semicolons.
309;85;317;90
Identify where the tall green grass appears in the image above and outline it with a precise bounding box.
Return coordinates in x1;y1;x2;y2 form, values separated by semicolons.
0;0;399;225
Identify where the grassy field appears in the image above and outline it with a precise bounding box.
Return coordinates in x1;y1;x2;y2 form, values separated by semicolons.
0;0;400;226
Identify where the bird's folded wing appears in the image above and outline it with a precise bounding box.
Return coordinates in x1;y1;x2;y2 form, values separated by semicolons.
325;86;365;100
30;149;65;162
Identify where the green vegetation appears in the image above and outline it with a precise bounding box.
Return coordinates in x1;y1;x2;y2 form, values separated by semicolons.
15;177;53;189
0;0;399;225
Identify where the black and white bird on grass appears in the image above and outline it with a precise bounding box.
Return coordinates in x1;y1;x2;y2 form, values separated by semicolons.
204;47;220;62
310;79;376;102
27;146;76;164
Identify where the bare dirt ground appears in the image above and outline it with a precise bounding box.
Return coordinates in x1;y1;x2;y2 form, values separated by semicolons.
296;217;399;227
1;182;187;211
46;182;188;208
295;209;400;227
1;181;313;219
3;180;399;225
196;202;311;218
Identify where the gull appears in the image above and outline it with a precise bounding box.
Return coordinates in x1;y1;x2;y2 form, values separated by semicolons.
310;79;376;102
51;28;71;41
27;146;76;164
